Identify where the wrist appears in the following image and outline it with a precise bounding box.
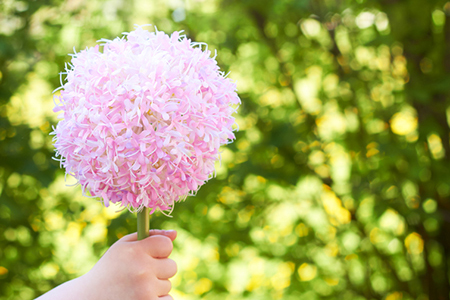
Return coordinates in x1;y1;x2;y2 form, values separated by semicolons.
35;275;92;300
74;272;101;300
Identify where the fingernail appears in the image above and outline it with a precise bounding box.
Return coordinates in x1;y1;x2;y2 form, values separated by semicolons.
164;230;175;233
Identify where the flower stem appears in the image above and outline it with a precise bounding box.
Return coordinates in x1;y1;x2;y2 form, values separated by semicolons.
137;208;149;240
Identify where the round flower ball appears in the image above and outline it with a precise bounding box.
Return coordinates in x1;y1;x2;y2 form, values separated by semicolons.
52;26;240;213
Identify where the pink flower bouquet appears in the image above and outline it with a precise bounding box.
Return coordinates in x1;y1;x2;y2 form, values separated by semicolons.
52;26;240;239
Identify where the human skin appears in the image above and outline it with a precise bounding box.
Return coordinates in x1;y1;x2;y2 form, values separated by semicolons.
36;230;177;300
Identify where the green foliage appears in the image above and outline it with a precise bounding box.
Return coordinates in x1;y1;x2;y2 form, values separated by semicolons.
1;0;450;299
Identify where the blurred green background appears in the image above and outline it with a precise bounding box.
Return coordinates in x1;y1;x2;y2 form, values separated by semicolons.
1;0;450;299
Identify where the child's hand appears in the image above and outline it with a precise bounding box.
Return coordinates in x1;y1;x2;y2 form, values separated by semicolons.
36;230;177;300
82;229;177;300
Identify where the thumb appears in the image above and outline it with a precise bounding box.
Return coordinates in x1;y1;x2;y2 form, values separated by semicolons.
120;230;177;242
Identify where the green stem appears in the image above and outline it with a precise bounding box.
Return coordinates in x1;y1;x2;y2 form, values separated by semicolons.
137;207;149;240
